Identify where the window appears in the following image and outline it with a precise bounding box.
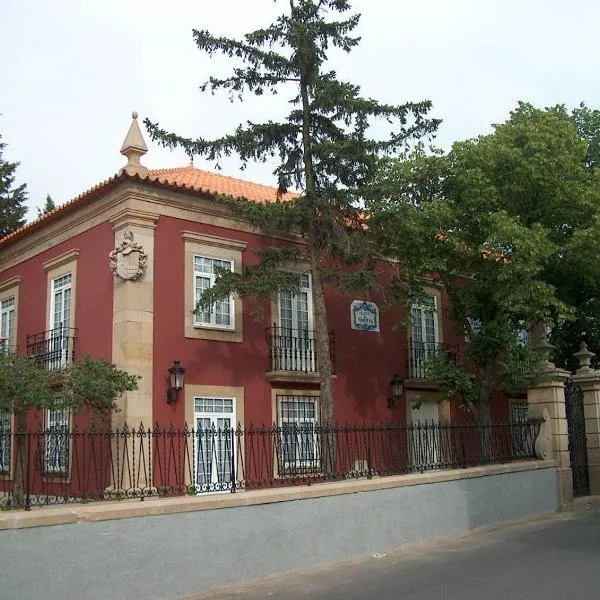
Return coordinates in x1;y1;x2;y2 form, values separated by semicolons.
193;397;235;492
0;410;10;474
0;297;15;353
48;274;73;369
409;295;439;379
277;395;319;472
276;274;315;372
193;256;234;329
44;407;69;474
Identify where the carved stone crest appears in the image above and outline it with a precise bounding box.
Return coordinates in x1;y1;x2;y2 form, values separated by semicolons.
109;230;148;281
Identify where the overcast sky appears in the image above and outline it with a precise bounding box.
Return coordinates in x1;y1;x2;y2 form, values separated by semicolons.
2;0;600;217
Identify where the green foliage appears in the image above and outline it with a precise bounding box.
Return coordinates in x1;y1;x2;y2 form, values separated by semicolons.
145;0;438;295
0;352;54;414
145;0;439;419
370;103;593;417
0;132;28;239
0;353;139;415
37;194;56;217
570;102;600;172
64;356;140;414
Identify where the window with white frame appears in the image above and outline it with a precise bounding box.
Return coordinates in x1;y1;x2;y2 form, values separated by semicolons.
48;274;73;370
277;395;319;472
276;274;315;371
193;397;236;492
44;406;70;474
0;297;15;353
193;256;234;329
410;295;439;378
0;410;10;474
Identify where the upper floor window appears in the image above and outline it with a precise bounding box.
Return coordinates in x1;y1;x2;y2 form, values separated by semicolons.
194;256;234;329
0;297;15;352
411;295;438;347
279;274;312;333
50;273;72;331
409;295;440;379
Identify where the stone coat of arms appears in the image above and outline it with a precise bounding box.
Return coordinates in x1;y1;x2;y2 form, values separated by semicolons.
109;230;148;281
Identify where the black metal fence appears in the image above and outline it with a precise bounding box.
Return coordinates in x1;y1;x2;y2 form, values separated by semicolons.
0;420;541;509
26;326;77;370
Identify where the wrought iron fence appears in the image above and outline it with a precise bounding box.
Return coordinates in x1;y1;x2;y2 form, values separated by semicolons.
266;325;335;373
0;420;540;509
26;326;77;370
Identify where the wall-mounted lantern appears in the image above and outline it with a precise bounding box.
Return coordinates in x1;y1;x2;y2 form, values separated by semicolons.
387;374;403;409
167;360;185;405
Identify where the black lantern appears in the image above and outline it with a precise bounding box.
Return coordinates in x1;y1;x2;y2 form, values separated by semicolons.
387;374;403;409
167;360;185;404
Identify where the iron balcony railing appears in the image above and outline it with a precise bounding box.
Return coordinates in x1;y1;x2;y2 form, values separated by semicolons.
266;325;336;373
407;341;459;379
0;420;541;509
26;325;77;370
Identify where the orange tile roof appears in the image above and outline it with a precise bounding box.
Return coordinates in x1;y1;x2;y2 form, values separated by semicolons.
148;166;298;204
0;166;299;249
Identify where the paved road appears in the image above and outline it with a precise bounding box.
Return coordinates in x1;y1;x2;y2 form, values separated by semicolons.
189;503;600;600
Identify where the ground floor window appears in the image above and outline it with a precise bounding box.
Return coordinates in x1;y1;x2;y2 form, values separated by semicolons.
44;407;69;474
277;395;320;472
0;410;10;474
193;397;236;492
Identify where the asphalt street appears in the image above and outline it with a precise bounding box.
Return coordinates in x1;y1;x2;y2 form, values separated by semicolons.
188;502;600;600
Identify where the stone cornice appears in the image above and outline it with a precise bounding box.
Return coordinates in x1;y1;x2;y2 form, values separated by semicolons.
110;208;159;232
181;231;247;251
0;276;21;293
43;249;80;271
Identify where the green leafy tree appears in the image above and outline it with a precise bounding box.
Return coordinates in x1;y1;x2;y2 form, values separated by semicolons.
0;132;28;238
544;102;600;370
0;353;139;506
370;103;589;421
145;0;438;422
37;194;56;217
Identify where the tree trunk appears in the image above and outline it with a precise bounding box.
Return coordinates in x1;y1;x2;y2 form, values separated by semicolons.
12;410;28;508
300;72;336;473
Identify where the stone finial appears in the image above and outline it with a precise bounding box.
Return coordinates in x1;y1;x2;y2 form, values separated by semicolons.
530;323;556;372
574;341;596;374
119;111;149;177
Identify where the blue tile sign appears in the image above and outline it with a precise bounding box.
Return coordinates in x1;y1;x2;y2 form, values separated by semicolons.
351;300;380;332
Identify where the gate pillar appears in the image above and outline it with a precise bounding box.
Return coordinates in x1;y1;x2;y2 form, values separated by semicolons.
527;371;572;504
527;326;572;504
572;342;600;495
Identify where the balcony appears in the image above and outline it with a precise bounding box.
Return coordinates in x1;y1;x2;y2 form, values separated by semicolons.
26;326;77;371
266;326;335;383
407;341;459;380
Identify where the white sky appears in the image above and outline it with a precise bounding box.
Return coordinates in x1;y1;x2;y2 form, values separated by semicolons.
2;0;600;217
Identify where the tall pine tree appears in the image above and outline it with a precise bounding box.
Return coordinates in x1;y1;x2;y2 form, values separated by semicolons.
37;194;56;217
0;132;27;238
146;0;438;422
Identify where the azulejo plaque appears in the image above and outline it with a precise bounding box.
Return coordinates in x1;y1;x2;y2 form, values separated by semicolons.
351;300;379;332
109;230;148;281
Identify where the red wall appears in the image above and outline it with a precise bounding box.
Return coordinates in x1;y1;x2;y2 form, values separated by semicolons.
3;222;114;427
152;215;443;428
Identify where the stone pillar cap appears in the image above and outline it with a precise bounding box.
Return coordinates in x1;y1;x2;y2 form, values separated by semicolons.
119;111;149;177
574;341;596;375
